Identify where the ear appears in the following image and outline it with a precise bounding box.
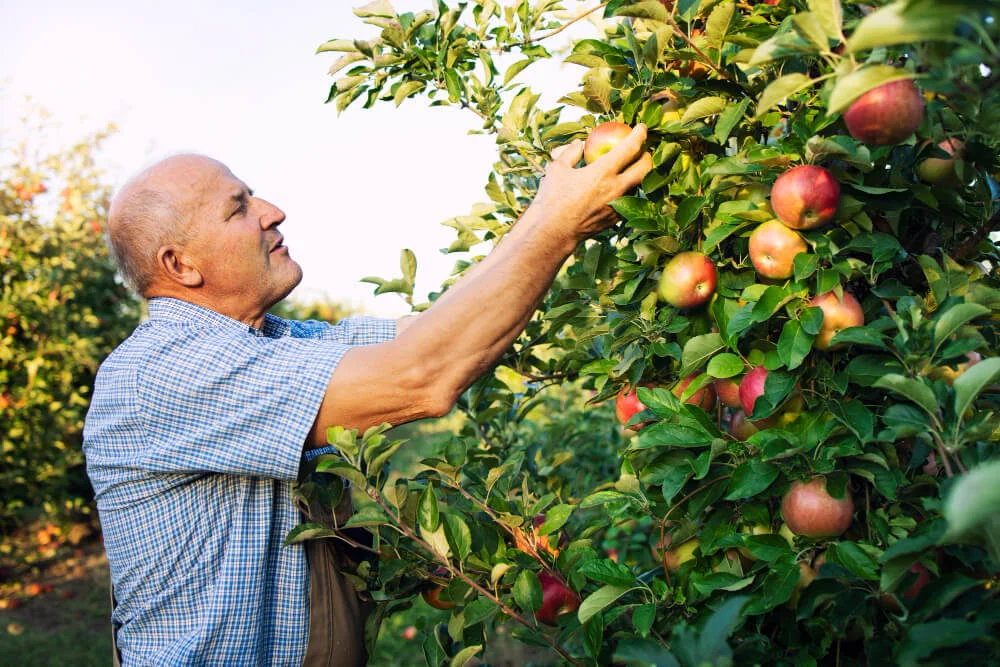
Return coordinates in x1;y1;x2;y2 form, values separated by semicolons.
157;245;203;287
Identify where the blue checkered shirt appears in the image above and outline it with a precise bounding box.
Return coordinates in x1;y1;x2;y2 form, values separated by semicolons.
83;297;396;665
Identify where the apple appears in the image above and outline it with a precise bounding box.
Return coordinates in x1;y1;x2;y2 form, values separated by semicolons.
739;366;769;416
928;350;982;385
402;625;418;641
728;410;759;440
584;122;633;165
421;567;456;610
843;79;924;146
535;572;580;626
715;378;742;408
673;373;717;412
615;385;653;430
809;290;864;350
786;560;819;608
917;138;965;185
748;220;809;279
652;534;700;572
658;252;717;309
771;165;840;230
781;477;855;538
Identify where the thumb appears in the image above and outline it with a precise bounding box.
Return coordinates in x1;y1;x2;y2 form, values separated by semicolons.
550;139;583;166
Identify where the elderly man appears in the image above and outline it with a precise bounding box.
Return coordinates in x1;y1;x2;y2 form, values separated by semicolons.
84;127;651;665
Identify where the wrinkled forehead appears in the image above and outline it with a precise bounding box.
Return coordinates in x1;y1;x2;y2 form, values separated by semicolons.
146;155;237;210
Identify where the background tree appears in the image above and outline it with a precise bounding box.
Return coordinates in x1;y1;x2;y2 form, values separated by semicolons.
301;1;1000;663
0;109;141;530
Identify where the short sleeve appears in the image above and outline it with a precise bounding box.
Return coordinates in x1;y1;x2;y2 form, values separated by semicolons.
288;316;397;345
136;328;348;481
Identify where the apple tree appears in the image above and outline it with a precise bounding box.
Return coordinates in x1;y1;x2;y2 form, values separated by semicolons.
296;1;1000;663
0;113;141;529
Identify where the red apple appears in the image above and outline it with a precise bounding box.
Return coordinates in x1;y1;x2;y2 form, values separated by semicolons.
673;373;717;412
729;410;759;440
715;378;742;408
584;122;633;165
402;625;418;641
615;385;653;429
421;567;455;610
902;562;931;599
748;219;809;279
781;477;854;538
739;366;769;415
843;79;924;146
771;165;840;230
809;290;864;350
535;572;580;626
658;252;717;309
917;138;965;185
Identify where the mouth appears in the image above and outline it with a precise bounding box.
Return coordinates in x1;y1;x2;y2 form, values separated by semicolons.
269;237;286;253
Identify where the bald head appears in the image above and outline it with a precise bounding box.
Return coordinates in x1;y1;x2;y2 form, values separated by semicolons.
107;154;222;294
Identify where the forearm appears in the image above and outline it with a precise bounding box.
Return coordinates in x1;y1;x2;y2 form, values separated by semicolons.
397;206;575;398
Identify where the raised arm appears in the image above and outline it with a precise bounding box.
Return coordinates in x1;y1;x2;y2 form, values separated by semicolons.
308;126;652;444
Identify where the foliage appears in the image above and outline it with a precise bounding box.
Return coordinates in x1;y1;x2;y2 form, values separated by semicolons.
0;112;141;529
304;1;1000;664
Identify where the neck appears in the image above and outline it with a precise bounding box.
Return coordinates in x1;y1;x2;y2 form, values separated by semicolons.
144;285;270;329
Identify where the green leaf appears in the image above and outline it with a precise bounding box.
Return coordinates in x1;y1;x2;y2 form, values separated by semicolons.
706;2;736;50
681;97;729;124
953;357;1000;422
503;59;533;86
933;303;989;353
777;320;814;371
579;558;637;587
314;459;368;488
942;460;1000;541
578;584;630;624
283;522;337;546
680;333;726;376
827;65;917;115
635;423;715;449
632;603;656;637
418;486;439;532
343;505;390;528
614;639;681;667
873;374;939;421
450;646;483;667
743;563;799;613
829;541;878;580
898;619;994;665
715;97;749;145
725;460;779;500
615;0;670;22
793;12;832;53
444;514;472;561
846;0;963;54
808;0;843;40
828;400;874;444
463;597;499;626
537;504;573;536
755;73;814;120
827;326;889;351
707;353;744;378
513;570;543;614
393;80;425;107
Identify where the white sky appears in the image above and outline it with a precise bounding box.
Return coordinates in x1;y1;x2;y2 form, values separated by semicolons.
0;0;599;316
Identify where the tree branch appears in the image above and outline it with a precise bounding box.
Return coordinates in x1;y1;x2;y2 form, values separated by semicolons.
951;208;1000;261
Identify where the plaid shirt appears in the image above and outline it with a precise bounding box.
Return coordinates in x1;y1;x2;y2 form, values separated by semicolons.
84;297;396;666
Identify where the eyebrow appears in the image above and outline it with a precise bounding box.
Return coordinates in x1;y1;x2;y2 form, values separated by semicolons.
226;188;254;216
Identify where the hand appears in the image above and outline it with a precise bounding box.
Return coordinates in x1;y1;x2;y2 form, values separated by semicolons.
529;124;653;245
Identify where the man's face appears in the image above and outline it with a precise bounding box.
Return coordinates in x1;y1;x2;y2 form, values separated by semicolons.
177;158;303;315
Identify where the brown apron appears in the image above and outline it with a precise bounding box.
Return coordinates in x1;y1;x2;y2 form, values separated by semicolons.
110;491;372;666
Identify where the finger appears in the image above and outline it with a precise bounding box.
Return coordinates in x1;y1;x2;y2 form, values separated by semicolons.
550;140;583;166
620;151;654;189
597;124;648;174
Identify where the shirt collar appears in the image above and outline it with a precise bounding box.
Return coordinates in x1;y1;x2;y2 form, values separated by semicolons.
147;297;289;338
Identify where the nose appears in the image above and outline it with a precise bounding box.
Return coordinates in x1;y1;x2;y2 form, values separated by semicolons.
256;198;285;229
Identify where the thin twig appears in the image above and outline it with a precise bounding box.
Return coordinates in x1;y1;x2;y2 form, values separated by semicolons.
951;208;1000;261
502;3;611;51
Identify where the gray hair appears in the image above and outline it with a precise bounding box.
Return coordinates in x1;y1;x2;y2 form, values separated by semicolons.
107;187;193;294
